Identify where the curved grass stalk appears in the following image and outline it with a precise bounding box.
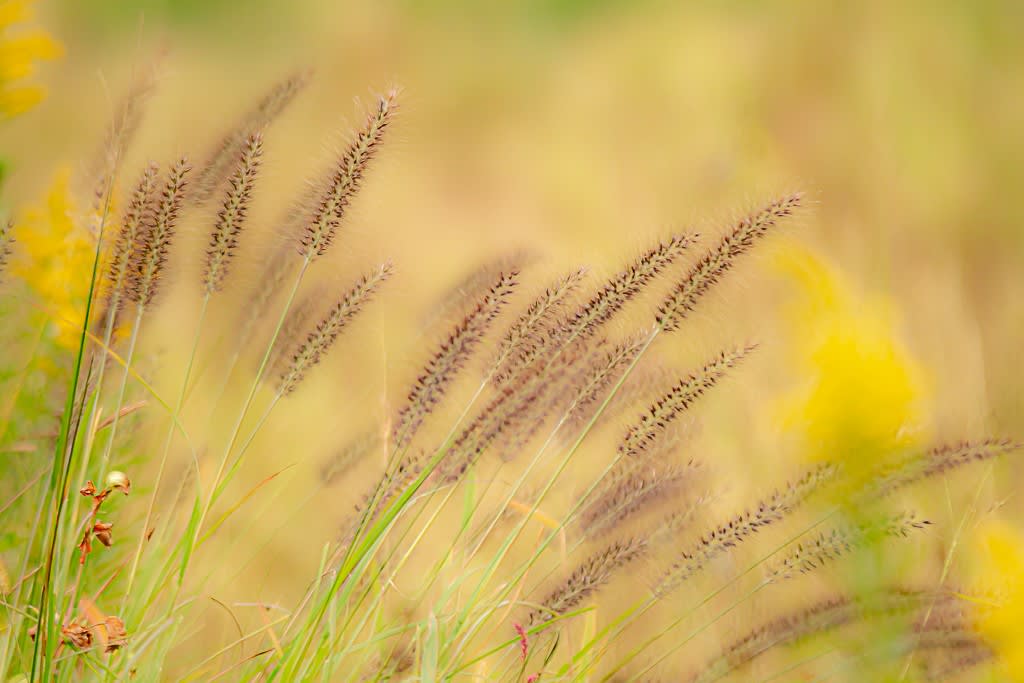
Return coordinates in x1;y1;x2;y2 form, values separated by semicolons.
30;184;113;682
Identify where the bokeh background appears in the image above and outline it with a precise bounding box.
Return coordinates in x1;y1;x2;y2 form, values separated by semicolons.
2;0;1023;678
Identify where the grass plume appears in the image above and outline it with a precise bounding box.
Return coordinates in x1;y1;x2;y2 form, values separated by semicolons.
203;130;263;294
126;157;190;307
299;90;397;259
619;344;756;458
657;193;802;332
392;269;518;448
278;261;393;394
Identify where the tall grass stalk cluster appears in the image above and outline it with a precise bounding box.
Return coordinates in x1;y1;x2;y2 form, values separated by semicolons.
0;67;1018;683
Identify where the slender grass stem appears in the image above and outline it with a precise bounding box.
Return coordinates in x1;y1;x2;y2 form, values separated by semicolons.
123;293;211;607
169;255;311;615
442;329;659;676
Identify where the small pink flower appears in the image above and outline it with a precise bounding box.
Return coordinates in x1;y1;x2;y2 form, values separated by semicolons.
513;622;528;660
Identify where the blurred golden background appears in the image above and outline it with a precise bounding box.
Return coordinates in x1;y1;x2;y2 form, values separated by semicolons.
2;0;1022;678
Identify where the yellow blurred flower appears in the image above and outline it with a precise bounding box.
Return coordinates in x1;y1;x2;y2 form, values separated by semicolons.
973;519;1024;679
0;0;61;118
12;166;96;348
773;241;928;480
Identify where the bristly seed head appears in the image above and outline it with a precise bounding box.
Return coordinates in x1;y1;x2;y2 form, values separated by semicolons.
620;344;757;458
393;270;518;449
492;267;587;383
567;233;696;341
106;163;159;308
657;193;803;332
655;463;836;597
766;511;930;582
192;69;310;203
127;157;191;308
528;537;648;626
204;131;263;293
279;261;393;394
299;90;398;260
0;218;14;275
502;235;694;387
860;438;1022;500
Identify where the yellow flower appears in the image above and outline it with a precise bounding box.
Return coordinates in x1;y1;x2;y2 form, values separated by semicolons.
973;519;1024;679
12;166;96;349
773;242;928;480
0;0;61;118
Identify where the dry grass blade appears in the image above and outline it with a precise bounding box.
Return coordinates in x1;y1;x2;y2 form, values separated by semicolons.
392;270;519;449
278;261;393;394
127;157;191;307
657;193;802;332
528;537;649;626
620;344;756;458
204;131;263;294
299;90;398;259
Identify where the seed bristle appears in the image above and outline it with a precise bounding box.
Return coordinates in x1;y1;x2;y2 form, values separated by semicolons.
656;463;836;597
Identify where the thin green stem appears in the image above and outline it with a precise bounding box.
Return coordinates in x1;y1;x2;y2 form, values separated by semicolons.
123;293;211;607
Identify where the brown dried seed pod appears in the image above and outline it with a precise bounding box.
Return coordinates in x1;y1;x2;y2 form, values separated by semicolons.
657;193;803;332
